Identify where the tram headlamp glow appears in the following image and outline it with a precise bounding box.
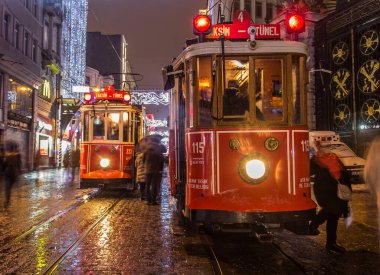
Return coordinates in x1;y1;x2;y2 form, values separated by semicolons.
245;159;266;179
100;158;110;168
238;153;269;184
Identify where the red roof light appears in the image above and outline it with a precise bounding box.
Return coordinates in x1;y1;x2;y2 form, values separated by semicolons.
193;15;212;35
286;13;305;33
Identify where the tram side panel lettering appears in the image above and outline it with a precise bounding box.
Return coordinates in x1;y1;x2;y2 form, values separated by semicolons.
293;131;311;196
122;145;135;177
186;132;214;206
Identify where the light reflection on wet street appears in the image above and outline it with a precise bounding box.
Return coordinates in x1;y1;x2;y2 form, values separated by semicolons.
0;169;378;274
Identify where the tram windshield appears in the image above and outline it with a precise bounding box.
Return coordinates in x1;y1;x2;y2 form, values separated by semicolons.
82;110;134;143
196;55;304;126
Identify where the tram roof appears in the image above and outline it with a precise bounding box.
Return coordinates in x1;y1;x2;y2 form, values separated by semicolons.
173;40;308;67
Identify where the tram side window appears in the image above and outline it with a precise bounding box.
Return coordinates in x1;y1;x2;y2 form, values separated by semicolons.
107;112;120;140
223;58;249;121
198;57;213;127
122;111;130;142
83;112;89;141
292;56;301;124
255;59;283;121
93;113;105;140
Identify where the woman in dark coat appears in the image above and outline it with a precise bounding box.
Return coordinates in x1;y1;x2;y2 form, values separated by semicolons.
309;146;351;253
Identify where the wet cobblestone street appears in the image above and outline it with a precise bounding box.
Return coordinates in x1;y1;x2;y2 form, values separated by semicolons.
0;169;379;274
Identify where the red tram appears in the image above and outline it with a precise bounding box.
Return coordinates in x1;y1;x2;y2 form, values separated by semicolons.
79;85;146;189
165;11;317;236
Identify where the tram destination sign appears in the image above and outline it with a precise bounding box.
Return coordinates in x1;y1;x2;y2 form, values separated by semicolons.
208;10;280;40
94;91;125;101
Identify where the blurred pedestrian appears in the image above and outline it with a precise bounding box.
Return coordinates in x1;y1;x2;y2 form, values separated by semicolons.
309;142;351;253
143;136;164;205
364;136;380;208
135;149;146;200
3;142;22;209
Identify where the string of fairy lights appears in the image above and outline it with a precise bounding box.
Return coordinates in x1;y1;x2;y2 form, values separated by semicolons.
61;0;88;98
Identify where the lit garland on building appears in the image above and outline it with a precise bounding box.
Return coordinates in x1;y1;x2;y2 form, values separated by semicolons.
131;90;169;105
61;0;88;98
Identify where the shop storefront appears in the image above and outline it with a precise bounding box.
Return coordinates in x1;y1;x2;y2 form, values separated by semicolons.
36;115;54;167
6;78;33;170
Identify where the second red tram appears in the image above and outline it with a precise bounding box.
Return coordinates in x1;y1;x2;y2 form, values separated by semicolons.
79;86;146;189
165;13;317;235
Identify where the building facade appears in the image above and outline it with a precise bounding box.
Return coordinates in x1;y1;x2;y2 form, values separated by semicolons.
86;32;136;91
0;0;44;170
314;0;380;156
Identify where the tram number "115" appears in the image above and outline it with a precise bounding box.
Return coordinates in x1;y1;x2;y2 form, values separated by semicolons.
301;140;310;152
192;141;205;154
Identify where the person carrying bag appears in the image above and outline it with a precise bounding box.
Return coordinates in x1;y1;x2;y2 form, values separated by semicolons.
309;142;352;253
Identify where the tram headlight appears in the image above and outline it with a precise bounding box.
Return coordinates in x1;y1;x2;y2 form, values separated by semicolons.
246;159;266;179
100;158;110;168
238;153;269;184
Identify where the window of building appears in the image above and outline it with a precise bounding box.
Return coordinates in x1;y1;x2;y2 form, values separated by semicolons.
3;13;10;42
244;0;252;17
43;20;49;50
255;2;262;18
7;80;33;118
33;0;38;17
266;3;273;21
25;0;30;10
32;39;38;62
14;22;20;49
52;24;58;53
24;31;30;56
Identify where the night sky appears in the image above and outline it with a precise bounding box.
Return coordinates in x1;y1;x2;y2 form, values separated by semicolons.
87;0;208;90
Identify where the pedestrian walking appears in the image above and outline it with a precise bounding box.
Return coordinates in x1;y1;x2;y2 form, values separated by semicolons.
135;150;146;200
364;135;380;208
309;142;351;253
143;136;164;205
3;142;22;209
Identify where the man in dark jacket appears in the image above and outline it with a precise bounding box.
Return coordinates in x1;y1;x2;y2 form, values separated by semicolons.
143;138;164;205
309;146;350;253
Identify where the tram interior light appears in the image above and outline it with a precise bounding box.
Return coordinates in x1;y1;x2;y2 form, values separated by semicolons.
123;112;129;122
109;113;120;123
246;159;266;180
285;13;305;33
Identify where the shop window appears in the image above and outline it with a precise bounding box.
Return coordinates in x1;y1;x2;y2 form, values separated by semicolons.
7;80;33;118
254;59;283;121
